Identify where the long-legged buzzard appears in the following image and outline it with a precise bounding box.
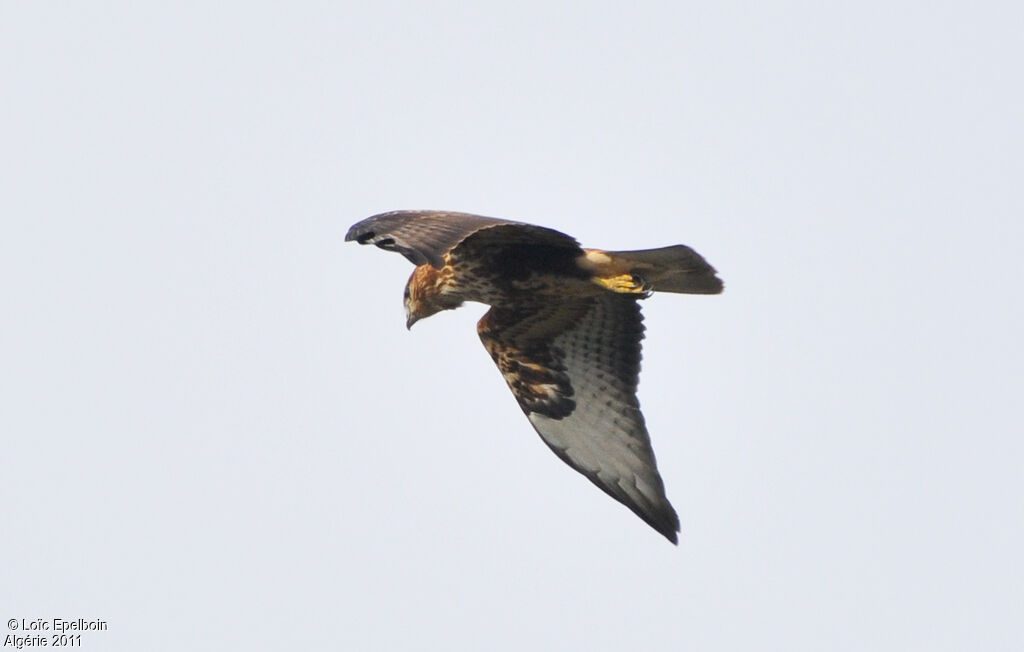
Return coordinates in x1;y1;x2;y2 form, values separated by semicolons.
346;210;722;543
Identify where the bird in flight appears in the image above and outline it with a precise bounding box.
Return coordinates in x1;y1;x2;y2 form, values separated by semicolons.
346;210;722;543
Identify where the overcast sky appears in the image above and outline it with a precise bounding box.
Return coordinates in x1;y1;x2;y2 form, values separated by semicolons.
2;2;1021;651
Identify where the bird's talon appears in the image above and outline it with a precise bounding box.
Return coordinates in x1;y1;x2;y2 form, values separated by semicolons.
594;273;647;294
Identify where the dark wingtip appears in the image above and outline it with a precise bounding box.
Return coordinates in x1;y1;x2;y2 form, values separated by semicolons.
654;513;680;544
344;225;364;242
644;500;681;544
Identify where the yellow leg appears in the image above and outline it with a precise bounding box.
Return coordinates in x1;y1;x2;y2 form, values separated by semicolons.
593;273;647;294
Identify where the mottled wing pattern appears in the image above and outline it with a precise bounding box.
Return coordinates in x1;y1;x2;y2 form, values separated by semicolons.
345;210;579;268
478;294;680;542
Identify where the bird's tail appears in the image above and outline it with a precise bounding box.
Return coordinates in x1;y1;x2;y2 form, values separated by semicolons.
584;245;724;295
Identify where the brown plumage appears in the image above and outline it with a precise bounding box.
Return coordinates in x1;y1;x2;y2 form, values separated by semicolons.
346;210;723;543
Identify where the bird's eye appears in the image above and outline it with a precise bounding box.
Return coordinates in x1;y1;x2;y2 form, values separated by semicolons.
403;286;411;300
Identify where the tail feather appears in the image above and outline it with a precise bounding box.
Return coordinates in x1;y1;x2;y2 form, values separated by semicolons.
604;245;723;295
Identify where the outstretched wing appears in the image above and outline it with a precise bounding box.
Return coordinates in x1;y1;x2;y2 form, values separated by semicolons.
477;294;680;543
346;210;579;268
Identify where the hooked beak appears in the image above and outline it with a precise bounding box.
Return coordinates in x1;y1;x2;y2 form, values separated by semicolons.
406;315;418;330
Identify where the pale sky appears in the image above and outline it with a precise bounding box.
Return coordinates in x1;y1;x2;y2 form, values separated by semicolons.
2;2;1021;651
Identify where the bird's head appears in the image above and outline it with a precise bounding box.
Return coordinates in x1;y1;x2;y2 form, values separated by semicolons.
404;264;462;329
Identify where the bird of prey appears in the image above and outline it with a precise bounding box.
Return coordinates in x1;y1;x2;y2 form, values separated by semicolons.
346;210;722;543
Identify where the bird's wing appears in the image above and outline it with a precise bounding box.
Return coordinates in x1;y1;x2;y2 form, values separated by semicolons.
346;210;580;268
477;294;680;543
